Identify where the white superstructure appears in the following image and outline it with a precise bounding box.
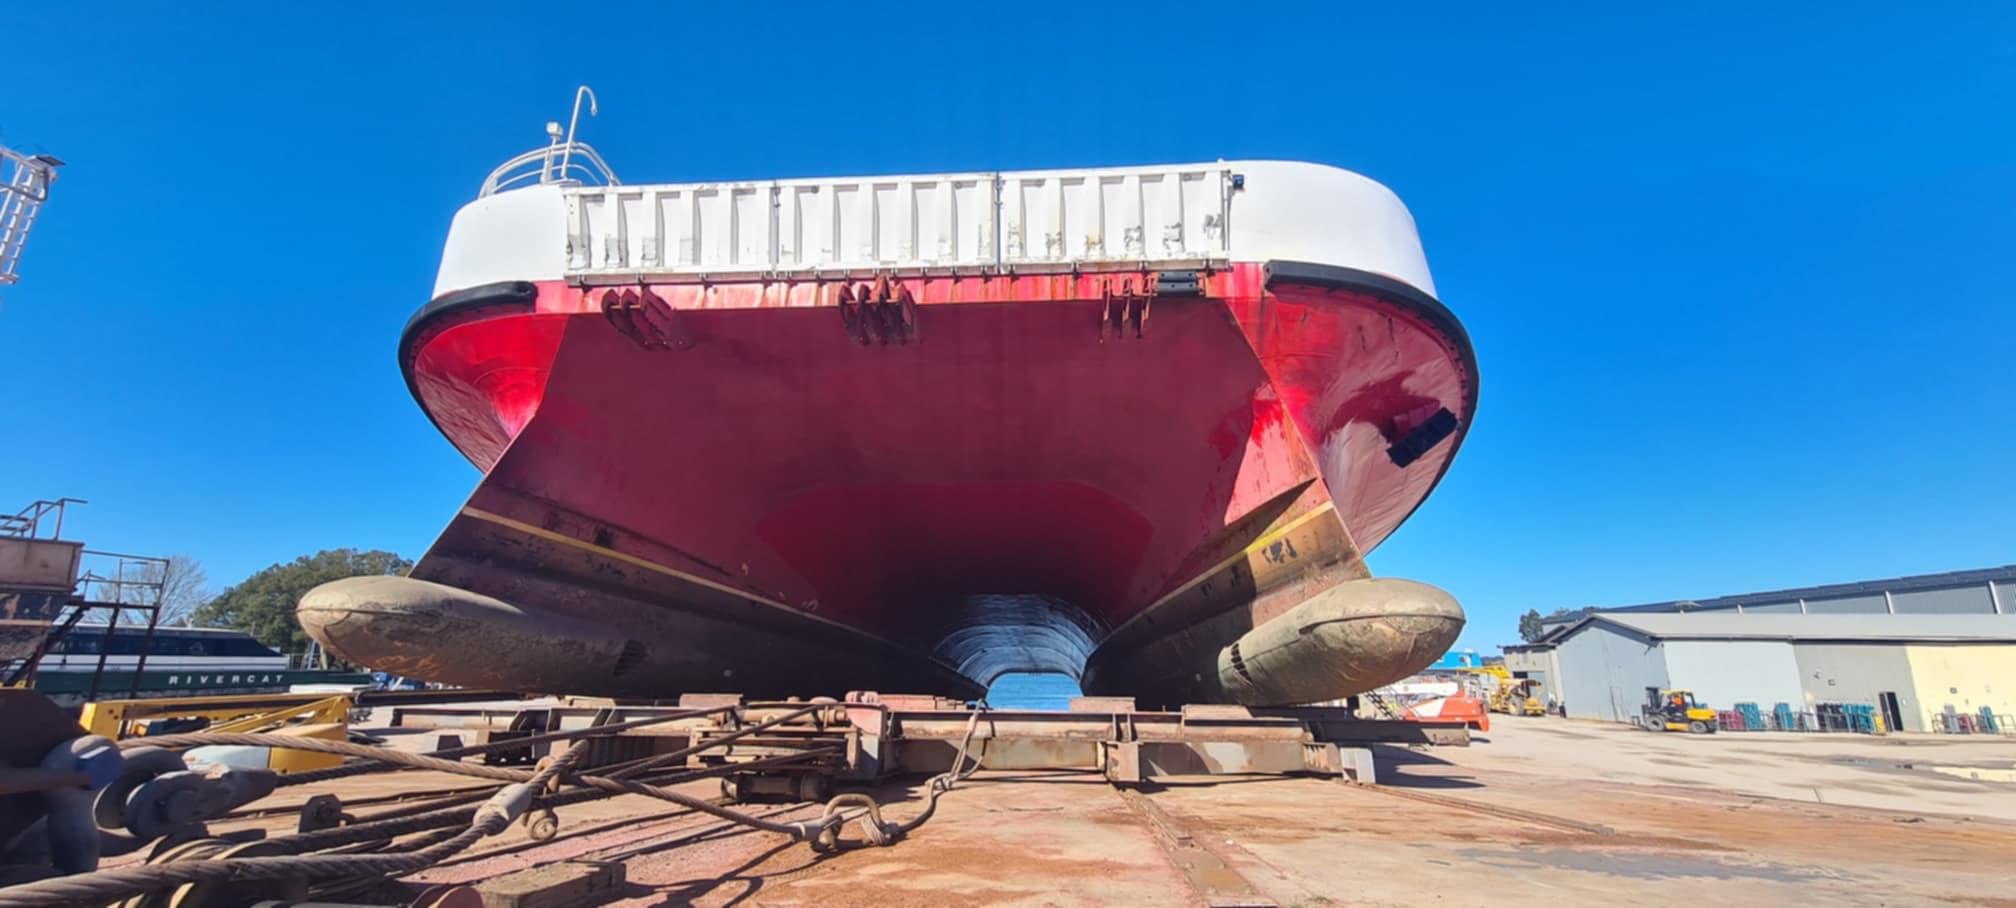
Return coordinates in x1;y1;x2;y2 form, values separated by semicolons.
436;151;1435;300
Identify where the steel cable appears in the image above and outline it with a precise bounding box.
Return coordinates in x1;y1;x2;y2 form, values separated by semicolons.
604;701;831;780
278;706;733;786
0;705;973;905
813;708;987;851
260;747;836;855
0;740;589;908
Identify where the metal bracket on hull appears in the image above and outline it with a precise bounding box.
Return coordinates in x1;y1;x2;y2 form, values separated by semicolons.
599;286;690;351
836;274;919;346
1098;278;1150;342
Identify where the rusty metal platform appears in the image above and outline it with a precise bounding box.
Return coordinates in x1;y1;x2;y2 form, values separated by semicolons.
384;693;1471;790
7;686;2013;908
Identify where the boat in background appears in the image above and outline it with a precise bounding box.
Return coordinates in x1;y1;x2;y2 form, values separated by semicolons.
16;624;369;708
302;91;1477;707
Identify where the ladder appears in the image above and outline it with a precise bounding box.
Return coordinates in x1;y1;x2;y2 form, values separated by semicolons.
1363;690;1404;720
0;145;61;296
2;602;89;687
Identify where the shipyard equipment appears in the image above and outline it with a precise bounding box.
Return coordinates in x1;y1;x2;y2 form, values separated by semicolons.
1640;688;1718;734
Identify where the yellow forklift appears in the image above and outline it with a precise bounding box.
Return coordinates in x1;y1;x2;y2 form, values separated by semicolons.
1640;687;1718;733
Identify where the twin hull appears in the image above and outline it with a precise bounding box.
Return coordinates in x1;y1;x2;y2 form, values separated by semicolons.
301;161;1477;706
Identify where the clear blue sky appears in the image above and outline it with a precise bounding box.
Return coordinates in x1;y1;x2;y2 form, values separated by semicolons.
4;3;2011;658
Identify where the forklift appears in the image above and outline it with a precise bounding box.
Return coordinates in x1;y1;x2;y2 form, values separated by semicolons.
1639;687;1718;733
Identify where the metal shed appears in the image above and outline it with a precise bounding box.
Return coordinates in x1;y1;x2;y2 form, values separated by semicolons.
1540;613;2016;730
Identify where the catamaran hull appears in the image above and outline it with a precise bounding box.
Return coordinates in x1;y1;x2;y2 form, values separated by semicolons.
303;160;1477;707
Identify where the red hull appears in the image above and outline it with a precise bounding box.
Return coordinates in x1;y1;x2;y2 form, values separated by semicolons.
380;261;1473;702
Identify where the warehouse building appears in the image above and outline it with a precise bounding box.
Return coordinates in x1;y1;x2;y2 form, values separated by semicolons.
1502;566;2016;732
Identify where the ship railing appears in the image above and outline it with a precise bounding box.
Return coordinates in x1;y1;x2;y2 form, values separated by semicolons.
2;498;85;539
479;140;620;198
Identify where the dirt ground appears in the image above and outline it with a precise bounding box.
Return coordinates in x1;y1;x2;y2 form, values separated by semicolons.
1460;714;2016;820
207;715;2016;907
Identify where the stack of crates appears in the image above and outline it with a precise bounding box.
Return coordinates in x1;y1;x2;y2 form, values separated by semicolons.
1772;702;1797;731
1734;702;1766;731
1817;702;1877;733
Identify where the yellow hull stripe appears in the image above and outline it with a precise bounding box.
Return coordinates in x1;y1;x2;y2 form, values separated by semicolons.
457;505;913;649
1105;500;1342;641
463;498;1342;659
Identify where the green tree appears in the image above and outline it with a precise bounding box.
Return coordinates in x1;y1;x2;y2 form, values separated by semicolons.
1517;609;1546;643
190;549;411;652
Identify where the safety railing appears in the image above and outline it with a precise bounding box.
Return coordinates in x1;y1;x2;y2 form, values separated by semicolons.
478;140;619;198
477;85;617;198
2;498;85;539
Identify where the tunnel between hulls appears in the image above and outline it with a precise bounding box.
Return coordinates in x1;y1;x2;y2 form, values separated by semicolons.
926;593;1104;685
751;478;1153;679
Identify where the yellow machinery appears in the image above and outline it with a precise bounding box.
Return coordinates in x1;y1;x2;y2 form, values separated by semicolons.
1456;665;1510;710
78;692;353;772
1464;667;1548;716
1639;688;1718;734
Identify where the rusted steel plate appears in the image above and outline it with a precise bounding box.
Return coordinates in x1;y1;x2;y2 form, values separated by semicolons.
1069;696;1138;713
1119;789;1277;908
473;859;625;908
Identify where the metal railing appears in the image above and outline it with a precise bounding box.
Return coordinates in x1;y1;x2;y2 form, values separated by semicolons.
1927;709;2013;735
477;85;619;197
478;141;620;197
2;497;86;539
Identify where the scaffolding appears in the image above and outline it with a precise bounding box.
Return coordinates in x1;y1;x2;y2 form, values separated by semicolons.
1;499;170;701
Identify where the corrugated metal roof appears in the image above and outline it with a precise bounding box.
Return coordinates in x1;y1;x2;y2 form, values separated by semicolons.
1566;612;2016;643
1510;564;2016;651
1597;564;2016;614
